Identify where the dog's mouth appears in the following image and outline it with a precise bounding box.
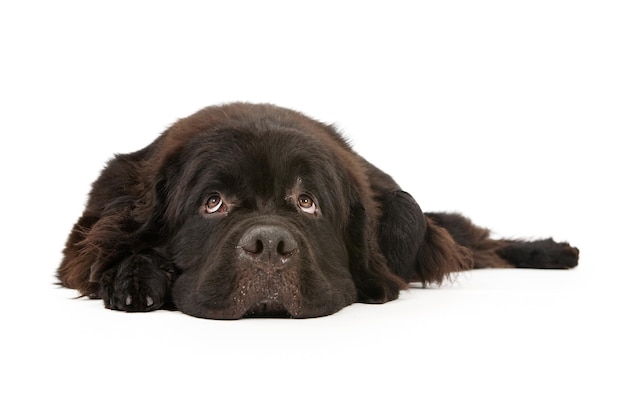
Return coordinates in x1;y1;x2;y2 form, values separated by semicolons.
244;298;291;318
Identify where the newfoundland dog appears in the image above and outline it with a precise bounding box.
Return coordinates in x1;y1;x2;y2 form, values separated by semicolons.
57;103;579;319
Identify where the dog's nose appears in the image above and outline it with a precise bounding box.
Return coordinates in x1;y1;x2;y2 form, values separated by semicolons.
238;225;298;267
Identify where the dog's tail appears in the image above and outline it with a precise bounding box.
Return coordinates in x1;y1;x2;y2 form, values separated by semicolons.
425;212;579;270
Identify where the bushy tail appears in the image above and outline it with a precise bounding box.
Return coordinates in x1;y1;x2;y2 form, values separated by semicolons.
425;212;579;270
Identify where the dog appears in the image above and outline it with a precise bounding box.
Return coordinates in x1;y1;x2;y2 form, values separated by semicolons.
57;103;579;319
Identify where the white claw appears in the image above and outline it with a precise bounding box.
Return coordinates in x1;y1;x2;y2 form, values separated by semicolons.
125;295;132;306
146;296;154;307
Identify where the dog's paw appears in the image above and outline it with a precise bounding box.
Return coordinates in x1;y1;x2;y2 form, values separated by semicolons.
549;241;580;269
100;253;176;312
497;239;579;269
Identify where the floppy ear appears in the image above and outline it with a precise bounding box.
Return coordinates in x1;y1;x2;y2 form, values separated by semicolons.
345;193;408;303
375;189;473;287
412;217;474;285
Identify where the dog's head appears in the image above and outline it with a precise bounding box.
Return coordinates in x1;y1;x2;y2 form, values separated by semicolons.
144;104;404;319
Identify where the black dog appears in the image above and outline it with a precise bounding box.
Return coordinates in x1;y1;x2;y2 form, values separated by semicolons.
58;103;579;319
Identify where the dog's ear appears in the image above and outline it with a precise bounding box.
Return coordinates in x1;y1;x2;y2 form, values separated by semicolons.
372;189;473;288
345;192;408;303
133;173;168;235
134;138;187;238
412;217;474;285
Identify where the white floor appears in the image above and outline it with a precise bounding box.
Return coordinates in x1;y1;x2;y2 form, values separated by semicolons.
4;247;623;416
2;2;624;416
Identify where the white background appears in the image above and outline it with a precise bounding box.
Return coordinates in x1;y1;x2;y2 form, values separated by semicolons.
1;1;624;416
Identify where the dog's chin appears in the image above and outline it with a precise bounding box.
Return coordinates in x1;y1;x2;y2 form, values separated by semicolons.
244;299;292;318
192;300;299;320
173;256;357;319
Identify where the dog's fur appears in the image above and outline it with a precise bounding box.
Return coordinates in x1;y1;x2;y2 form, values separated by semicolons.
57;103;579;319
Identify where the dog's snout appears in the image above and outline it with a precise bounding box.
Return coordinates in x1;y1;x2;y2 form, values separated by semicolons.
238;225;298;266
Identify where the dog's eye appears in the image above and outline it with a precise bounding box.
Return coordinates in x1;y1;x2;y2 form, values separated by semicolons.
205;194;227;214
297;194;316;214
